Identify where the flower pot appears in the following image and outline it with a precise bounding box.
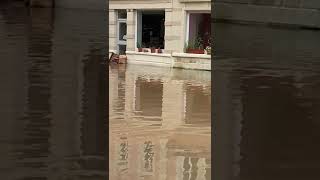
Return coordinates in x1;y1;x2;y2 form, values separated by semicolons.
151;48;156;53
157;49;162;53
138;48;142;52
186;49;204;54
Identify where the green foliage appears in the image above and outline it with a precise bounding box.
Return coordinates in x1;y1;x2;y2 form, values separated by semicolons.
195;36;203;49
185;36;204;51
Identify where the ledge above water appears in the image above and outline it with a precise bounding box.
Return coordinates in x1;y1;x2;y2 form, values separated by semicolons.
123;50;211;71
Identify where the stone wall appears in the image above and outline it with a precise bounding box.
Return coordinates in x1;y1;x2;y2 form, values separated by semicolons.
213;0;320;28
29;0;54;7
109;0;210;53
55;0;106;10
213;22;320;59
26;0;106;10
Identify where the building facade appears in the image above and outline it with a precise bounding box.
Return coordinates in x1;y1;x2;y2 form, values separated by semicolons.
109;0;211;70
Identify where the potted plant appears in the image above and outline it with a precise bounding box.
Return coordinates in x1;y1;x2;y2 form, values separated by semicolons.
185;37;204;54
205;37;212;55
137;42;142;52
157;47;162;54
151;47;156;53
205;46;211;55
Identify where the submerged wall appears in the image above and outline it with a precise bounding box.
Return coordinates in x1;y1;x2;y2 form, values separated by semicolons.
213;0;320;28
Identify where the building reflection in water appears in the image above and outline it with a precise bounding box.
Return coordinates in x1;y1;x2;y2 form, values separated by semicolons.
109;64;211;180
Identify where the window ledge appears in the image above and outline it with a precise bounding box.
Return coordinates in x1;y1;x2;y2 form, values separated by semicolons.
172;52;211;59
126;51;172;57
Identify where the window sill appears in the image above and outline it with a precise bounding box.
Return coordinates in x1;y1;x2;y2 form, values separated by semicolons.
126;51;172;57
172;53;211;59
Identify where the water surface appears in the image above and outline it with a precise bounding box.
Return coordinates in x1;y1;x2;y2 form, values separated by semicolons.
213;22;320;180
109;64;212;180
0;3;108;179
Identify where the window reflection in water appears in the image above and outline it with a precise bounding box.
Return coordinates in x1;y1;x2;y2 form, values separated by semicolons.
134;78;163;118
118;137;128;173
185;84;211;125
109;65;211;180
143;141;155;172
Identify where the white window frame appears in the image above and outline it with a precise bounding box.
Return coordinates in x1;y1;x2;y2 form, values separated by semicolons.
116;10;127;53
185;11;211;45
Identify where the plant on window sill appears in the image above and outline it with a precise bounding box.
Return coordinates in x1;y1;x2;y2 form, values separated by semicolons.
185;36;205;54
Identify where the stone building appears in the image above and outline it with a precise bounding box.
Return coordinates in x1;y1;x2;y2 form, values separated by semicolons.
109;0;211;70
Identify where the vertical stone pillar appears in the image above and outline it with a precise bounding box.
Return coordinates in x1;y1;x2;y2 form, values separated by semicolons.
109;9;117;51
164;9;173;54
165;8;184;53
126;9;136;52
162;80;185;130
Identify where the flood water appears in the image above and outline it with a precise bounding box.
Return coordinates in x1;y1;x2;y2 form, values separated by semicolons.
3;1;320;180
213;22;320;180
0;3;108;179
0;2;211;179
109;64;211;179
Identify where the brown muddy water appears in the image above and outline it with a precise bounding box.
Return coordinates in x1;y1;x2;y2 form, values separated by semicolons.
109;64;211;180
0;3;108;179
0;2;211;180
213;22;320;180
4;1;320;180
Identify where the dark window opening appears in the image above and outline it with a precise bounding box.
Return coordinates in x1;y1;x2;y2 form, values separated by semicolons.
139;11;165;49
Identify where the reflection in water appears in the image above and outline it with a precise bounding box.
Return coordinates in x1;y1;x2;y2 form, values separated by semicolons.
213;22;320;180
109;64;212;180
0;3;107;179
143;141;154;172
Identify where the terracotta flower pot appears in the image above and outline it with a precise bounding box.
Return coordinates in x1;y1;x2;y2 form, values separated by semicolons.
138;48;142;52
186;49;205;54
151;48;156;53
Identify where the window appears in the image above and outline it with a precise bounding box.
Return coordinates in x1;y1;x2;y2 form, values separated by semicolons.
136;10;165;49
117;10;127;55
186;12;211;50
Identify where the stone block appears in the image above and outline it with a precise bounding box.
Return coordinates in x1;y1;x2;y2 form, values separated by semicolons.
30;0;54;7
283;0;301;8
214;2;320;28
301;0;320;9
